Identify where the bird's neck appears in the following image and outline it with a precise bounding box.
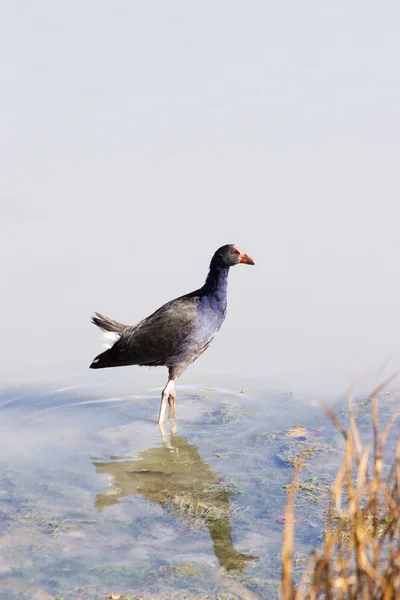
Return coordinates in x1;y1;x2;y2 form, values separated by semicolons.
202;266;230;301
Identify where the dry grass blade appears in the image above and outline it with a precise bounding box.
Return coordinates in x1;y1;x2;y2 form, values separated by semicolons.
322;402;362;464
352;372;399;420
281;448;310;600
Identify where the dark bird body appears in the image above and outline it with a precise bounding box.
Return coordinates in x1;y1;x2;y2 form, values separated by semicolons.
90;244;254;423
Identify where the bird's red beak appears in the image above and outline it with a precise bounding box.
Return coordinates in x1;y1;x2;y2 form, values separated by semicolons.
234;246;255;265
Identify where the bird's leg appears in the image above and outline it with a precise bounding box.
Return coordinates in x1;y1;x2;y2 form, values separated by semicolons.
158;377;175;424
167;380;176;424
168;386;176;408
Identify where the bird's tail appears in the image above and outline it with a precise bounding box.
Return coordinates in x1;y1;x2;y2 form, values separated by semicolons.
90;312;128;369
91;311;128;350
91;312;127;335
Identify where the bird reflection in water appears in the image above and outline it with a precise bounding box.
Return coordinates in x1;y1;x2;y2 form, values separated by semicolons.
93;424;257;571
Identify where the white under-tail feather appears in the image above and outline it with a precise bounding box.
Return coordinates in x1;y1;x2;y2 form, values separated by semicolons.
100;329;121;349
91;312;126;350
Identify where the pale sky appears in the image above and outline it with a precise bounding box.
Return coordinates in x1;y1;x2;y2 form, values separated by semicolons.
1;1;399;394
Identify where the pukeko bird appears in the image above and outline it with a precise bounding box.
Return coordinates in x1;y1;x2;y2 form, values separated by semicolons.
90;244;255;423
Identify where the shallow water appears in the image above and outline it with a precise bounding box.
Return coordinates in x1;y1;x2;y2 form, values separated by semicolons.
0;373;399;600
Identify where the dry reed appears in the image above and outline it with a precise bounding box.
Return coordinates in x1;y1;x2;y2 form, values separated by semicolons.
282;374;400;600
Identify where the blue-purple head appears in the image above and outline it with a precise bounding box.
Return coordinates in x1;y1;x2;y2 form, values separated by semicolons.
210;244;255;269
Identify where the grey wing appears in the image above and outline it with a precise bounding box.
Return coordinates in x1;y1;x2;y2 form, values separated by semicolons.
108;297;199;367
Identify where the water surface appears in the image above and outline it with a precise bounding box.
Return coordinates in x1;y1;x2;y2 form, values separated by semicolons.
1;375;398;599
